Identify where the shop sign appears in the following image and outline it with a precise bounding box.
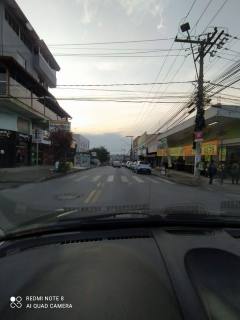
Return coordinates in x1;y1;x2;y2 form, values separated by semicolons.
169;147;183;157
183;145;195;156
157;149;167;157
201;140;218;156
194;131;203;142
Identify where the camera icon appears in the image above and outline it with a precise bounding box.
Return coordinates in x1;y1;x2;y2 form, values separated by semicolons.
10;296;22;309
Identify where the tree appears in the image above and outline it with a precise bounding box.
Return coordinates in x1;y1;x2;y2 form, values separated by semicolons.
50;129;73;162
90;146;110;163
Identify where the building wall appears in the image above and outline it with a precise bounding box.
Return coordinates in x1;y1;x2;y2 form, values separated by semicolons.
0;111;18;131
73;134;90;152
0;3;39;80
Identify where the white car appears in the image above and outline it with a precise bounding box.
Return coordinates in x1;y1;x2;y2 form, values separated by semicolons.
130;161;138;171
135;161;151;174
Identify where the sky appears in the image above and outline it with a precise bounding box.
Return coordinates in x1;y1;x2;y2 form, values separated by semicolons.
16;0;240;153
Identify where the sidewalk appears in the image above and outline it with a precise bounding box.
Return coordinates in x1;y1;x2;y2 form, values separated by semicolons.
152;168;240;194
0;165;89;189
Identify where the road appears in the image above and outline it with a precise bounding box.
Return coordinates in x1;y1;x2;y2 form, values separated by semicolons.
0;166;238;232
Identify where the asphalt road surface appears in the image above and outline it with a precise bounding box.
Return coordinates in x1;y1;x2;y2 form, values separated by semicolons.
0;166;239;232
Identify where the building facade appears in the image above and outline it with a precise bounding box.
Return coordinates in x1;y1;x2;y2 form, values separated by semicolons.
73;134;90;168
0;0;71;167
156;104;240;173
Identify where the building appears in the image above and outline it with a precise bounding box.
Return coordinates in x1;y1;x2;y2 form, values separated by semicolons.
0;0;71;167
73;134;90;168
156;104;240;173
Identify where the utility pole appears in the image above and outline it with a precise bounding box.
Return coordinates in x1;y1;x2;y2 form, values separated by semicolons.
175;23;229;177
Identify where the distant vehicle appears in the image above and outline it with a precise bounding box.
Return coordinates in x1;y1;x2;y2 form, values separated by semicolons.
121;162;127;167
135;161;151;174
112;160;121;168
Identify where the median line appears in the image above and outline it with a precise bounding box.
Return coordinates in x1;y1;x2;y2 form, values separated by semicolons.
91;189;102;203
84;190;97;204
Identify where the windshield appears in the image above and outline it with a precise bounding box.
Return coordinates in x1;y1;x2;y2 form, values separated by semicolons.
0;0;240;236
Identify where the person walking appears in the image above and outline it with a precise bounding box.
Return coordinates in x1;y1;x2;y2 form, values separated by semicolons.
208;160;217;184
230;161;240;184
218;161;226;185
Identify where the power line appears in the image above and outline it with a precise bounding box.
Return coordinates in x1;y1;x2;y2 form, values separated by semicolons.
53;80;197;87
47;37;175;47
203;0;229;32
54;53;188;58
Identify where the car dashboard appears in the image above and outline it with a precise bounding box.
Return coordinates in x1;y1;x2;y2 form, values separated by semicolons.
0;226;240;320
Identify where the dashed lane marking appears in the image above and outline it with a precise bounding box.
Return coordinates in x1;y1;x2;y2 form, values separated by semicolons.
132;176;144;183
156;177;175;185
107;175;114;182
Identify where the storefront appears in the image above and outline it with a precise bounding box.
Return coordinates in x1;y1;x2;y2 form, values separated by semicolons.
0;129;32;167
157;140;220;174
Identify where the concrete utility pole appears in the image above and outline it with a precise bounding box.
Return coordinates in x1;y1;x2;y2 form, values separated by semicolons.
175;23;227;176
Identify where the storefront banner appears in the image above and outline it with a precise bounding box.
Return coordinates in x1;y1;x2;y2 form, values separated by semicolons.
157;149;167;157
201;140;218;156
168;147;183;157
183;145;195;156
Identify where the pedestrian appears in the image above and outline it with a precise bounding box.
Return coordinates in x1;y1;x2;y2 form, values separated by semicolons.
230;161;240;184
208;160;217;184
218;161;226;185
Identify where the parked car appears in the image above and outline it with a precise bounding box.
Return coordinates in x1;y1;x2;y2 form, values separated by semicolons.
112;160;121;168
126;161;132;168
130;161;138;171
135;161;151;174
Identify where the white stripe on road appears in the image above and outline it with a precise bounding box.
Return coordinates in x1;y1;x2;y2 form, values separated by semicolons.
107;175;114;182
146;177;159;184
92;175;101;182
74;175;88;182
157;177;175;185
121;175;129;183
132;176;144;183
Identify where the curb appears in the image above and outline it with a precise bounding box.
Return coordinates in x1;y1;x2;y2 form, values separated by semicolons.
152;172;200;186
0;167;92;185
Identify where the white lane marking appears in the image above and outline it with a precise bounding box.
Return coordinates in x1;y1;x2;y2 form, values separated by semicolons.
157;177;175;185
146;177;159;184
121;175;129;183
92;175;101;182
132;176;144;183
91;189;102;203
74;175;88;182
107;175;114;182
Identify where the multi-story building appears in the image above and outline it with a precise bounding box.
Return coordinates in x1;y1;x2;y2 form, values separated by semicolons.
0;0;71;167
73;134;90;168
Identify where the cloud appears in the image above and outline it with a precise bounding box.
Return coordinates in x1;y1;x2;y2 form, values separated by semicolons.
75;0;101;24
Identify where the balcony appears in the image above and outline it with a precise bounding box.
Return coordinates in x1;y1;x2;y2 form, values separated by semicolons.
33;53;57;88
0;77;58;121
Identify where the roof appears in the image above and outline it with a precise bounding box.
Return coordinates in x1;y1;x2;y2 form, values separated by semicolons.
4;0;60;71
0;56;71;119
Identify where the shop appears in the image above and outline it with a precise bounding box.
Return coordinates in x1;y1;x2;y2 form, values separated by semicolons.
0;129;32;167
